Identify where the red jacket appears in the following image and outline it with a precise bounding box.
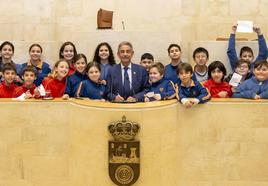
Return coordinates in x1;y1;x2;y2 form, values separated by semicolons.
0;82;18;98
13;84;38;98
42;77;67;98
203;79;233;98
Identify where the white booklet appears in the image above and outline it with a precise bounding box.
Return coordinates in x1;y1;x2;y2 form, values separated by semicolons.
12;93;26;101
237;20;253;33
145;92;155;98
229;72;243;87
38;84;46;96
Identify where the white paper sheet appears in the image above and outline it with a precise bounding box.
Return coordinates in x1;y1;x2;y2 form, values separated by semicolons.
38;84;46;96
146;92;155;98
229;72;243;87
12;93;26;101
237;20;253;33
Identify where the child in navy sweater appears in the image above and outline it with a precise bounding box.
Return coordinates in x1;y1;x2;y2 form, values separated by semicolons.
63;54;88;99
0;41;22;84
164;44;184;84
20;44;51;86
144;62;175;102
76;62;106;100
233;60;268;99
93;42;116;83
177;63;210;108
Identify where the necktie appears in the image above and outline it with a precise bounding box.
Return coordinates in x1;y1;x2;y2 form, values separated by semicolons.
123;67;131;98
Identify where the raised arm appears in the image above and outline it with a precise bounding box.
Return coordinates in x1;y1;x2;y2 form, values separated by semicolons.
227;24;239;71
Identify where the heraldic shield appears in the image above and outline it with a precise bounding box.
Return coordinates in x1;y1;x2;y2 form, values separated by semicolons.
108;116;140;186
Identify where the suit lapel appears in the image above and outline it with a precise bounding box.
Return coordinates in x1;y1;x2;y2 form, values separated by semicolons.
131;64;137;90
115;64;124;94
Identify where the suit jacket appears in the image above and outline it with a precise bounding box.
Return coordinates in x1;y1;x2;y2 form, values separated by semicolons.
106;63;149;101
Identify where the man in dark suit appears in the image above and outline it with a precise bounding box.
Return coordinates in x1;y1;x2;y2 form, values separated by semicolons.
106;41;149;102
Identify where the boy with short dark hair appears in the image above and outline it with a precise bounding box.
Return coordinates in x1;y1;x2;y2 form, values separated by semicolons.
192;47;209;82
0;63;18;98
13;66;40;99
233;60;268;99
140;53;154;72
164;44;183;84
176;63;210;108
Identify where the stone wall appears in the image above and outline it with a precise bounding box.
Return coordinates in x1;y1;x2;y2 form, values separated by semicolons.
0;0;267;66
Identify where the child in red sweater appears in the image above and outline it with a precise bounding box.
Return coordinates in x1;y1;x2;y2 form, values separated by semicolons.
13;66;40;99
42;59;69;98
0;63;18;98
203;61;232;98
59;42;77;76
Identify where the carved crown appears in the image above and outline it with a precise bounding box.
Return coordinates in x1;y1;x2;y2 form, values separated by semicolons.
108;116;140;141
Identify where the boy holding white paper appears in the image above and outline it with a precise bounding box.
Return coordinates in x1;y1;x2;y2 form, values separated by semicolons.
227;23;268;72
13;66;40;99
144;62;176;102
225;59;251;87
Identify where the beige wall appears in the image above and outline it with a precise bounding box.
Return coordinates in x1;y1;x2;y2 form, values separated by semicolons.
0;99;268;186
0;0;268;66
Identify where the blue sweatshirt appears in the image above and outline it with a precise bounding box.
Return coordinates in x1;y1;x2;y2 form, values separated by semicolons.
177;79;211;103
77;79;106;99
227;34;268;71
100;63;113;81
232;77;268;99
65;71;88;97
20;61;51;86
146;79;176;101
164;63;180;84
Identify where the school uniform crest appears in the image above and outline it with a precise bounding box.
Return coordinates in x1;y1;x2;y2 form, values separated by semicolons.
108;116;140;186
159;88;164;92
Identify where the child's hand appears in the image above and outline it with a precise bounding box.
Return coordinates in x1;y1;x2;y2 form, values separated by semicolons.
126;96;136;103
254;94;261;100
253;26;262;35
100;80;106;85
115;94;124;102
153;94;161;101
190;98;200;106
33;88;41;98
62;94;69;100
218;91;228;98
184;101;193;109
231;24;238;34
144;97;150;102
231;86;236;93
15;75;23;83
25;90;33;99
